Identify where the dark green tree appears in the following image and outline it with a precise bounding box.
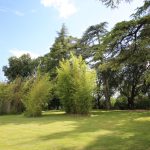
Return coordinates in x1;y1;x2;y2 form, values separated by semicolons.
98;10;150;108
3;54;36;81
41;24;78;79
81;22;117;109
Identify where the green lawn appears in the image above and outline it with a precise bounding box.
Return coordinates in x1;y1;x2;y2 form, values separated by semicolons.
0;110;150;150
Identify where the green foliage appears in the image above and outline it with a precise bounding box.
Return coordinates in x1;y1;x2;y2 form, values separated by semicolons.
8;77;25;113
135;95;150;109
23;74;52;117
0;83;9;114
3;54;36;81
41;24;78;79
99;0;132;8
0;78;25;115
114;96;128;110
57;53;96;114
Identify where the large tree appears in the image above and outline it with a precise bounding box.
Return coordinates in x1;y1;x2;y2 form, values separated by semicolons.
98;6;150;108
81;22;117;109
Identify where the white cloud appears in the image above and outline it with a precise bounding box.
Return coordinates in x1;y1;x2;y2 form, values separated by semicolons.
41;0;77;18
10;49;40;59
14;10;24;16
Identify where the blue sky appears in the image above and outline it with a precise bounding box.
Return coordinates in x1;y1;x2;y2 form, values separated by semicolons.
0;0;144;81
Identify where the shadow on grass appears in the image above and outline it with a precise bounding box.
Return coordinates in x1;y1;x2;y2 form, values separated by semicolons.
0;110;150;150
39;110;150;150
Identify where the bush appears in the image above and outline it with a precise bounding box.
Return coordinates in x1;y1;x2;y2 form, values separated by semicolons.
0;78;24;115
114;96;128;110
8;78;25;114
57;53;96;114
0;83;9;114
110;97;117;108
23;74;51;117
135;95;150;109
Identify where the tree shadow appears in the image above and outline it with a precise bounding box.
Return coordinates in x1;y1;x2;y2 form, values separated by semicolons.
0;110;150;150
37;110;150;149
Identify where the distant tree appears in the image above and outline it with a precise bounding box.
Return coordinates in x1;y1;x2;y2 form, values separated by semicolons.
3;54;36;81
57;53;96;114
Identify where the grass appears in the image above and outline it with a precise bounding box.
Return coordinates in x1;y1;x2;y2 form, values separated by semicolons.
0;110;150;150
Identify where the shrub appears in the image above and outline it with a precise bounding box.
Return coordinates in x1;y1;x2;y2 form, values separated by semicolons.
114;96;128;110
23;74;51;117
8;78;25;114
57;53;96;114
0;78;24;115
0;83;9;114
135;95;150;109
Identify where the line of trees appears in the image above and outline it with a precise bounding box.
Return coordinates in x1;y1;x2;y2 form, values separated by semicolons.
0;0;150;116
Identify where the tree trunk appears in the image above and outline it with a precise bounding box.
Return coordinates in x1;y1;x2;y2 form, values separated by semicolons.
103;76;111;110
127;85;136;109
127;97;134;109
97;94;101;109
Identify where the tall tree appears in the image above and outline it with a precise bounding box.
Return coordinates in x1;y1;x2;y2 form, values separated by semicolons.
41;24;78;79
81;22;116;109
98;10;150;108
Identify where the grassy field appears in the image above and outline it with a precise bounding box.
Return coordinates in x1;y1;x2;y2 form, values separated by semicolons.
0;110;150;150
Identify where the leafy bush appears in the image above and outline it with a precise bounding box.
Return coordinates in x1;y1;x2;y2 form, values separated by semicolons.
0;78;24;115
135;95;150;109
8;78;25;113
23;74;51;117
114;96;128;110
110;97;117;108
57;53;96;114
0;83;9;114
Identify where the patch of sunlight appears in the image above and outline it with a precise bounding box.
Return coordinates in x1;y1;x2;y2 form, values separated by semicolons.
43;111;65;115
79;130;113;149
122;132;134;139
91;114;99;117
134;117;150;122
116;120;126;126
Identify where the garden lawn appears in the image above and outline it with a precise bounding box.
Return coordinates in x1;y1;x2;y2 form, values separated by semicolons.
0;110;150;150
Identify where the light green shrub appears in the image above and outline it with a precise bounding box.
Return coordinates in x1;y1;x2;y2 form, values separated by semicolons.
24;74;51;117
57;53;96;114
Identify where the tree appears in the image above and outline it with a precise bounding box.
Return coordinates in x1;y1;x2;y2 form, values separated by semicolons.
41;24;77;79
40;25;79;110
98;11;150;108
3;54;36;81
80;22;116;109
57;53;96;114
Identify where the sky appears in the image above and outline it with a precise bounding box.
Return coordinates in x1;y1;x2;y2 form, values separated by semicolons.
0;0;145;81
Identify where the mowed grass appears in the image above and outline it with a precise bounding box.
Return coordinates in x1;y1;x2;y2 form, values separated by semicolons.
0;110;150;150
